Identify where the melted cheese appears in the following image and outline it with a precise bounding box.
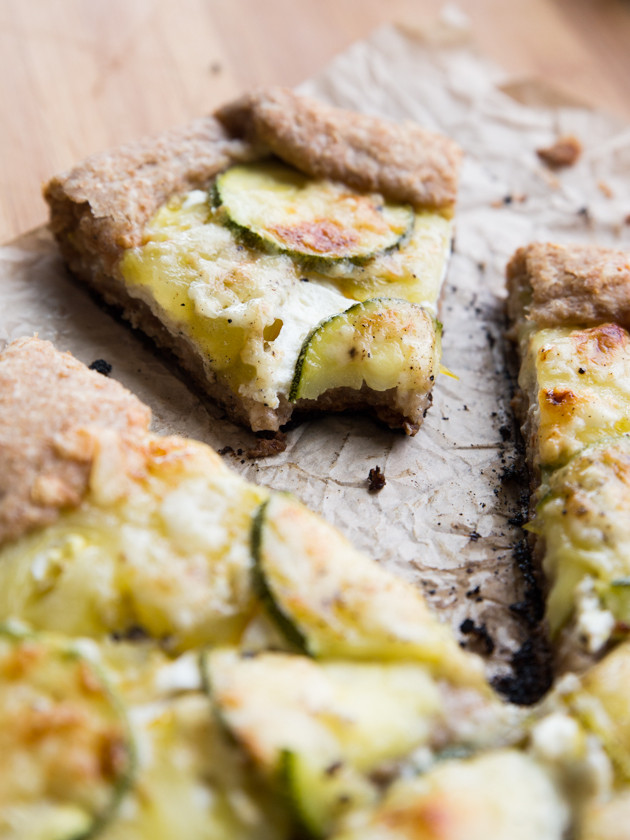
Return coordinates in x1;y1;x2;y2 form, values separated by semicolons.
0;436;268;650
120;190;452;409
331;751;570;840
532;436;630;645
0;630;131;837
519;324;630;470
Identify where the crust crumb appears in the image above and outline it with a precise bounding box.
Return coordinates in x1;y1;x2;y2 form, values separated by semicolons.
597;180;614;199
89;358;113;376
245;432;287;459
368;465;386;493
536;135;582;169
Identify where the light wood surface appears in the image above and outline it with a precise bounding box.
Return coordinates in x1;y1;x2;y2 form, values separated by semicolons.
2;0;629;244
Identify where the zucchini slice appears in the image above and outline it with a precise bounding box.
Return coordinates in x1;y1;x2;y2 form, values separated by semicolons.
204;649;447;837
214;161;414;266
328;750;570;840
0;439;268;652
100;690;289;840
288;298;439;402
561;641;630;783
279;750;374;840
251;494;486;687
0;625;133;840
530;435;630;652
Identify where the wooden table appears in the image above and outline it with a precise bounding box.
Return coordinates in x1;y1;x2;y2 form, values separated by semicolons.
2;0;629;244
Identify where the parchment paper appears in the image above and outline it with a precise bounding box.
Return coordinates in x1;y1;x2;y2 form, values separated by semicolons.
2;16;629;683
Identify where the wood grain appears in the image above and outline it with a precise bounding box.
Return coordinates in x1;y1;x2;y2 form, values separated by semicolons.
1;0;629;243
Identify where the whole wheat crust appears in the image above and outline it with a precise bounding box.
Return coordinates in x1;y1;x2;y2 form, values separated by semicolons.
506;242;630;331
0;337;150;545
506;241;630;673
44;88;459;438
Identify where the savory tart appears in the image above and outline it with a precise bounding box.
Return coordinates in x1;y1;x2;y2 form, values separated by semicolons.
506;242;630;667
6;338;630;839
44;88;461;443
527;638;630;840
2;336;540;839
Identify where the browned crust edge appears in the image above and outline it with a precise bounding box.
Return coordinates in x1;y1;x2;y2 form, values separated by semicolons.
506;241;630;331
0;337;151;545
216;88;462;210
44;87;457;436
506;241;630;673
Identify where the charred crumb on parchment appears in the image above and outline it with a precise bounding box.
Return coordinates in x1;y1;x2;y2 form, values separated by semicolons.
459;618;495;655
367;465;386;493
246;431;287;459
461;301;552;703
509;539;545;627
88;358;112;376
491;306;552;704
492;633;553;706
410;289;551;699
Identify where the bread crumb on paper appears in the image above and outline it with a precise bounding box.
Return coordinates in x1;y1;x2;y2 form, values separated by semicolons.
536;135;582;169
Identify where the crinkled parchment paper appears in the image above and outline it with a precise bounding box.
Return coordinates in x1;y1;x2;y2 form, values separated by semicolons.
2;19;629;685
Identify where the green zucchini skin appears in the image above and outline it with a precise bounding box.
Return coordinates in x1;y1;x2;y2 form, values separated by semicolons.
288;298;439;403
247;494;488;689
213;160;415;270
251;498;311;656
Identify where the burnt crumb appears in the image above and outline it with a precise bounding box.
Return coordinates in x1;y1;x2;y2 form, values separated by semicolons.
537;135;582;169
508;510;527;527
499;424;511;442
300;276;310;282
485;329;496;349
246;432;287;459
217;445;234;456
578;367;586;374
368;465;386;493
490;193;526;209
469;530;481;542
509;539;545;626
577;206;591;222
492;635;553;705
459;618;495;655
111;625;149;642
466;585;481;599
500;461;528;485
89;358;112;376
